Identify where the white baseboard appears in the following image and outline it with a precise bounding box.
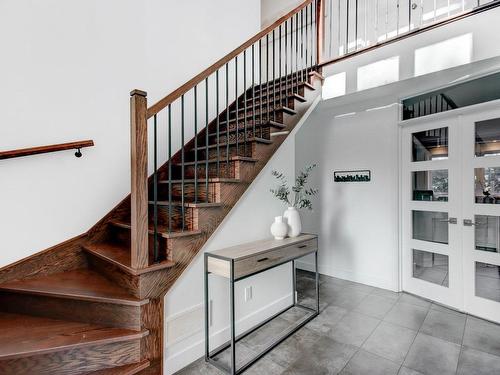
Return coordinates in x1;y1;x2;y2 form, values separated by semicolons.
164;292;293;375
296;260;398;292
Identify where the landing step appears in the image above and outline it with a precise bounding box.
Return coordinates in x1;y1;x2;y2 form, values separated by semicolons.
192;137;272;151
0;312;148;360
83;243;175;276
0;269;147;306
88;360;150;375
110;221;202;239
175;156;258;167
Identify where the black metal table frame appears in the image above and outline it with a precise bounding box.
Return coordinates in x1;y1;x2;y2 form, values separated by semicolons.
204;248;320;375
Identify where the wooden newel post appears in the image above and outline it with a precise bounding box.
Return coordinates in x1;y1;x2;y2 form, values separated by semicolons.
316;0;324;67
130;89;149;270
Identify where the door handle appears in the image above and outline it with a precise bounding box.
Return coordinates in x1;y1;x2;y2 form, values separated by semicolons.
463;219;475;226
439;218;457;224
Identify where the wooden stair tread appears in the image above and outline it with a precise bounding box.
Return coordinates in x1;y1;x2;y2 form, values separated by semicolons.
0;312;148;360
193;137;272;151
83;243;175;276
159;177;241;184
149;201;222;208
175;155;258;166
255;80;315;92
110;221;202;239
0;269;147;306
86;360;150;375
228;105;296;116
208;121;286;137
243;91;306;101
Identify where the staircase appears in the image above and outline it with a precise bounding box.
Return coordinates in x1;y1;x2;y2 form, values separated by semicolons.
0;1;322;373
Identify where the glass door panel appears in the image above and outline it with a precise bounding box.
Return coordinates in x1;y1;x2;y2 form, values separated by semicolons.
462;109;500;323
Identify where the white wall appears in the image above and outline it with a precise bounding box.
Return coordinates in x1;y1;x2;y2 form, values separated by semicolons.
0;0;260;267
261;0;303;27
163;98;320;374
295;56;500;291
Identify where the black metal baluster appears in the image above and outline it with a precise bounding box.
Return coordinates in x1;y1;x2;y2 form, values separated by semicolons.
355;0;358;51
216;70;220;177
153;114;158;262
408;0;411;31
266;33;269;136
295;12;299;92
168;104;172;233
272;29;276;123
243;50;248;155
235;56;239;157
290;15;294;94
194;85;198;204
346;0;350;54
252;44;256;138
305;5;309;76
181;94;185;231
259;39;263;128
205;78;209;202
310;2;314;68
285;19;288;106
226;63;230;175
279;24;283;108
301;9;304;83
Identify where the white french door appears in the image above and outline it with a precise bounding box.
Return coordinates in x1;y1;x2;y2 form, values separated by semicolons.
401;104;500;323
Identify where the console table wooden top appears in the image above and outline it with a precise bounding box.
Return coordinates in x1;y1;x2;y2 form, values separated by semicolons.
207;233;317;261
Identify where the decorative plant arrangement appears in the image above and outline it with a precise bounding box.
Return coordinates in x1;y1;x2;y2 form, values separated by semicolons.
269;164;318;239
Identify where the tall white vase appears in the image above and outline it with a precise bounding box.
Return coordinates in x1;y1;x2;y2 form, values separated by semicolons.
283;207;301;237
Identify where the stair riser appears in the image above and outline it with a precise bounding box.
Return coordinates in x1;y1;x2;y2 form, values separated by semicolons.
174;161;239;180
0;291;142;330
223;110;284;124
148;205;198;232
252;82;309;99
158;182;218;203
207;127;271;146
255;73;312;92
240;95;297;109
110;226;170;261
0;340;141;375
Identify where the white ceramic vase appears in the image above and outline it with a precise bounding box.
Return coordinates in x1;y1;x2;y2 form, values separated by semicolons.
283;207;301;237
270;216;288;240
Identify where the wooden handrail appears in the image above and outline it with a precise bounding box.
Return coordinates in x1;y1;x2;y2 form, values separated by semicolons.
0;140;94;160
146;0;314;119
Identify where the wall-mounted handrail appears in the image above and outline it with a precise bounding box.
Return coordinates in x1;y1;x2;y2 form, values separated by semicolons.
0;140;94;160
146;0;314;119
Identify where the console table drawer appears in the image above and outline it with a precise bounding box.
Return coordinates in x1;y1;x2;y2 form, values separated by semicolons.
207;236;318;280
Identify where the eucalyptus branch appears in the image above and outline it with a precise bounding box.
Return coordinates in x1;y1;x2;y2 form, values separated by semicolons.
270;165;318;210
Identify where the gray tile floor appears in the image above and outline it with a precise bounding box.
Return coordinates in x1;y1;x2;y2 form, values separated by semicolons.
175;271;500;375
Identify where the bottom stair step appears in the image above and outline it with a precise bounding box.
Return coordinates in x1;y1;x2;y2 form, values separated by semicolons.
0;312;148;374
86;360;150;375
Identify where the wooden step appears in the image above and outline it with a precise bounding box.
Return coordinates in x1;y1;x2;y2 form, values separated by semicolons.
207;120;285;138
253;80;315;96
83;243;175;276
155;178;240;204
0;269;147;306
193;137;272;151
226;104;296;118
88;360;150;375
175;155;258;167
0;312;148;361
242;91;306;103
109;220;202;239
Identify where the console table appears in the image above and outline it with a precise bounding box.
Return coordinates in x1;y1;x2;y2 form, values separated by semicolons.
204;233;319;375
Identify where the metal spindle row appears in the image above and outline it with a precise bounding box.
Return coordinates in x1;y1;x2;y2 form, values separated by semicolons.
323;0;491;62
148;1;317;263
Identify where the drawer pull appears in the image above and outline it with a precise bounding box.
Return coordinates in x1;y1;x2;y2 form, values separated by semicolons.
257;257;269;262
297;244;307;248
